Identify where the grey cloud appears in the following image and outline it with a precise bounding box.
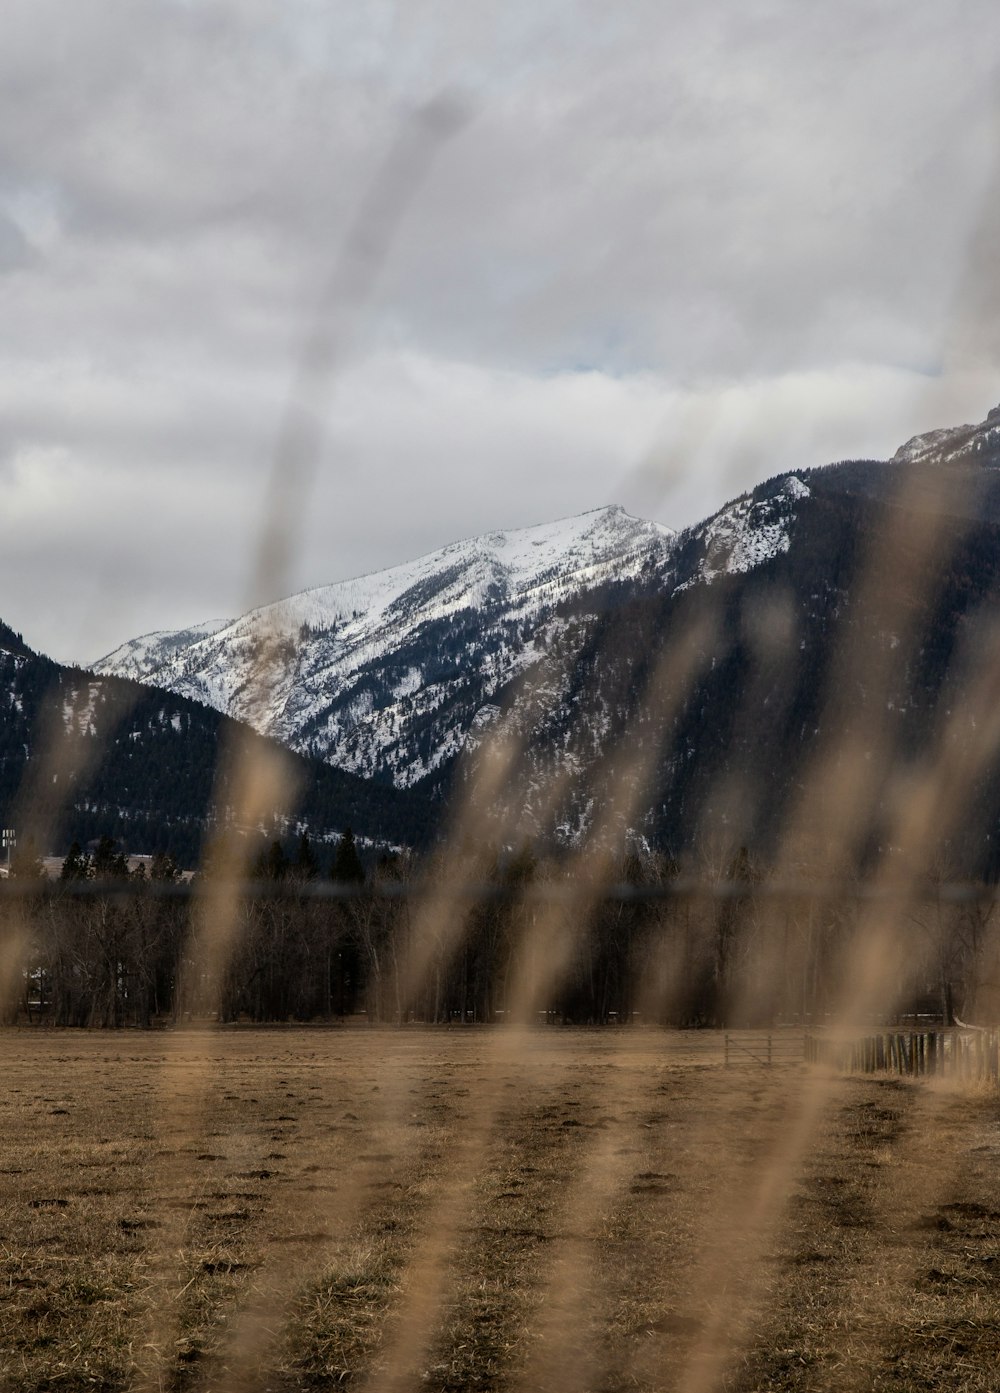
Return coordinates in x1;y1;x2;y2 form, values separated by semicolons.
1;0;998;662
0;211;34;271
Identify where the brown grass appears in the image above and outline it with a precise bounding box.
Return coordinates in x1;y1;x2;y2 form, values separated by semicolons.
1;1027;1000;1393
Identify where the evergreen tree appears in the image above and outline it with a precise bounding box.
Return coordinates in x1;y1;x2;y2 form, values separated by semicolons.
59;841;91;881
150;850;181;882
331;827;364;884
294;832;320;881
376;850;404;879
92;834;130;880
253;840;288;881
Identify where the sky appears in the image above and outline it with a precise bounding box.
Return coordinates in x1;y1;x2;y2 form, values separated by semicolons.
2;0;999;665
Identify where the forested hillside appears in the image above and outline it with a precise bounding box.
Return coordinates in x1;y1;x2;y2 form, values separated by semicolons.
459;443;1000;875
90;402;1000;879
8;402;1000;874
0;632;433;865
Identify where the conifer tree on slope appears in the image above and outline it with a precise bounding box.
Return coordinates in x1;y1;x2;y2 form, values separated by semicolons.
59;841;90;881
331;827;364;884
294;832;320;880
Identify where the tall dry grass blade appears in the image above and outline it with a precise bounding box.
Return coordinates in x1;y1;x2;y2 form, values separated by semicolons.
131;97;473;1392
251;92;470;609
346;612;717;1391
503;611;716;1027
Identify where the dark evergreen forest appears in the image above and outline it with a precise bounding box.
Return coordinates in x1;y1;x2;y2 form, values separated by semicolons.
0;634;434;865
447;457;1000;879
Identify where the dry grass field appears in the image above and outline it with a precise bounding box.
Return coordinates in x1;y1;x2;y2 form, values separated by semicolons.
2;1026;1000;1393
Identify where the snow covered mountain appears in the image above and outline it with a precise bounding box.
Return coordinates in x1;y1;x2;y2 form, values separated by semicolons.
891;402;1000;467
90;398;1000;868
450;400;1000;863
668;474;811;592
94;507;677;787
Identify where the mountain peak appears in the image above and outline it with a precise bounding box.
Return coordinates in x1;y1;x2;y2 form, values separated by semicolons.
92;506;677;787
891;400;1000;467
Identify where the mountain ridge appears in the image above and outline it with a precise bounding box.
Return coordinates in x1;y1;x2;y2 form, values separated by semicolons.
76;395;1000;870
92;400;1000;813
93;505;677;788
0;645;433;865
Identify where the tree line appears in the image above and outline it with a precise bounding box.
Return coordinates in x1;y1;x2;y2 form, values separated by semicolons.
18;828;365;887
4;840;998;1030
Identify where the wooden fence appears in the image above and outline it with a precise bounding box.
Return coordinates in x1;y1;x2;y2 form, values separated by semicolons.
805;1027;1000;1082
722;1027;1000;1082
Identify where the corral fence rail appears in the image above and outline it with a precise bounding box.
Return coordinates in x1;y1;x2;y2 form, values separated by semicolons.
805;1027;1000;1082
722;1029;1000;1079
723;1030;808;1067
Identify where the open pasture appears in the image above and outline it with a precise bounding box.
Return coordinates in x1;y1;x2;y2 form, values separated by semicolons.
2;1027;1000;1393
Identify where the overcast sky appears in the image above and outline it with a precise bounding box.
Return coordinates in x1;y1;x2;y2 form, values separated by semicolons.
2;0;999;664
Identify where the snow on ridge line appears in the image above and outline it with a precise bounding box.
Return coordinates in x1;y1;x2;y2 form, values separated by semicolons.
221;505;674;631
92;506;674;672
673;474;811;593
890;403;1000;466
87;502;680;792
93;617;231;676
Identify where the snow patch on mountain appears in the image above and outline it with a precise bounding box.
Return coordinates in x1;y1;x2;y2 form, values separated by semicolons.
891;404;1000;467
97;619;230;684
93;507;676;787
62;682;103;737
675;476;810;591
